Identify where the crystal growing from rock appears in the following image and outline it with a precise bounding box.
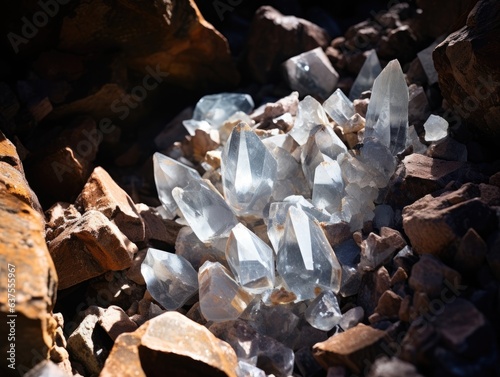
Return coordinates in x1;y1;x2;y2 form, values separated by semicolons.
226;223;275;294
283;47;339;100
323;88;355;127
221;123;278;217
277;206;342;301
305;290;342;331
198;261;253;322
423;114;448;142
141;248;198;310
349;49;382;100
172;180;238;242
364;59;409;155
290;96;330;145
153;152;201;219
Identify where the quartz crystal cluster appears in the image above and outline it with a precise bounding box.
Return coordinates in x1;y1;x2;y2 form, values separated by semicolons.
144;59;424;376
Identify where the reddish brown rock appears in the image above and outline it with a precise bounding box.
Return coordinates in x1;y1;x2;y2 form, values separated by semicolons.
135;204;177;248
321;221;352;248
360;228;407;271
453;228;488;274
48;210;137;289
409;255;462;298
98;306;138;341
426;136;468;162
76;167;145;243
45;202;82;242
402;183;497;256
101;311;238;377
313;324;390;374
357;267;391;316
433;0;500;145
374;290;403;319
245;6;330;83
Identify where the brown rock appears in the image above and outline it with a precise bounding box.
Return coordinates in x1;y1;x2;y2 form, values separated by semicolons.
409;255;462;298
321;221;352;248
402;183;497;256
135;204;178;248
76;167;145;243
367;356;423;377
101;311;237;377
357;267;391;316
45;202;82;242
126;248;147;285
252;91;299;129
378;25;419;63
427;136;468;162
399;294;412;322
49;210;137;289
374;290;403;319
0;131;23;171
246;6;330;83
0;159;42;213
313;324;390;374
359;228;407;271
98;306;138;341
433;0;500;145
453;228;487;274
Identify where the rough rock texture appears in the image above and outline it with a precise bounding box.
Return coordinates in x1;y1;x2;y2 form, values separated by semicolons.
48;210;137;289
101;311;238;377
409;255;462;298
313;324;390;374
76;167;145;243
433;0;500;145
45;202;82;242
245;6;330;83
0;134;58;376
402;183;497;257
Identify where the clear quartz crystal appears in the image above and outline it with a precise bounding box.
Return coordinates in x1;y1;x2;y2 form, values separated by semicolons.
198;261;254;322
226;223;275;294
277;206;342;301
312;159;345;214
406;125;427;154
417;40;440;85
323;88;355;127
423;114;448;142
221;123;278;217
237;361;266;377
290;96;331;145
140;248;198;310
153;152;201;219
172;180;238;242
349;49;382;100
192;92;254;129
304;290;342;331
364;59;409;155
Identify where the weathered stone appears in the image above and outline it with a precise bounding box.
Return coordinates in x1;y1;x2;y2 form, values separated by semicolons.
246;6;330;83
45;202;82;242
367;356;423;377
101;311;237;377
0;160;42;213
49;210;137;289
321;221;352;248
135;203;175;248
402;183;497;256
313;324;390;374
409;255;462;298
252;92;299;129
427;136;468;162
98;305;138;341
453;228;488;274
357;267;391;316
374;290;403;320
433;0;500;145
76;167;145;243
359;227;406;271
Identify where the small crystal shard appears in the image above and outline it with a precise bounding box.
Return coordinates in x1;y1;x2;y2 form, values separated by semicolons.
221;123;278;217
192;92;254;129
277;206;342;301
323;88;355;127
226;223;275;294
198;261;254;322
364;59;409;155
172;180;238;242
290;96;330;145
153;152;201;219
283;47;339;100
312;160;345;215
141;248;198;310
349;49;382;100
423;114;448;142
304;290;342;331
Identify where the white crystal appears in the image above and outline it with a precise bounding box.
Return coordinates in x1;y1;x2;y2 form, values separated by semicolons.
312;160;344;214
153;152;201;219
198;261;253;322
290;96;330;145
304;290;342;331
141;248;198;310
276;206;342;301
349;49;382;100
237;361;266;377
226;223;275;294
364;59;409;155
221;123;278;217
312;125;348;160
192;92;254;129
283;47;339;100
423;114;448;142
334;239;362;297
182;119;212;136
172;180;238;242
323;88;355;127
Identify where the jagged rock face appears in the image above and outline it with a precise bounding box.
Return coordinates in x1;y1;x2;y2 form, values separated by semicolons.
433;0;500;145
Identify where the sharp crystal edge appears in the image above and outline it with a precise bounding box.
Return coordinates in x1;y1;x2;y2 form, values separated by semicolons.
349;49;382;100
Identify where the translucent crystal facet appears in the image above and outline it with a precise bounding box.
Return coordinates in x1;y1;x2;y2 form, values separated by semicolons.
226;223;275;294
153;152;201;219
304;290;342;331
323;88;355;127
406;125;427;154
198;261;254;322
141;248;198;310
423;114;448;142
221;123;278;217
349;49;382;100
312;160;345;214
364;59;409;155
417;41;440;85
283;47;339;100
192;92;254;129
277;206;342;301
172;180;238;242
290;96;330;145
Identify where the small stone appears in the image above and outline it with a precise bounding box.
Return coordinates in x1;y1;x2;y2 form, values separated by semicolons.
45;202;82;242
141;248;198;310
374;290;402;319
359;227;406;271
305;290;342;331
339;307;364;331
426;136;467;162
98;306;137;341
423;114;448;142
453;228;488;274
349;49;382;100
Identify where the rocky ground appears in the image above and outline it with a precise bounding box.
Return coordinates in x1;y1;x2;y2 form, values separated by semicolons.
0;0;499;376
